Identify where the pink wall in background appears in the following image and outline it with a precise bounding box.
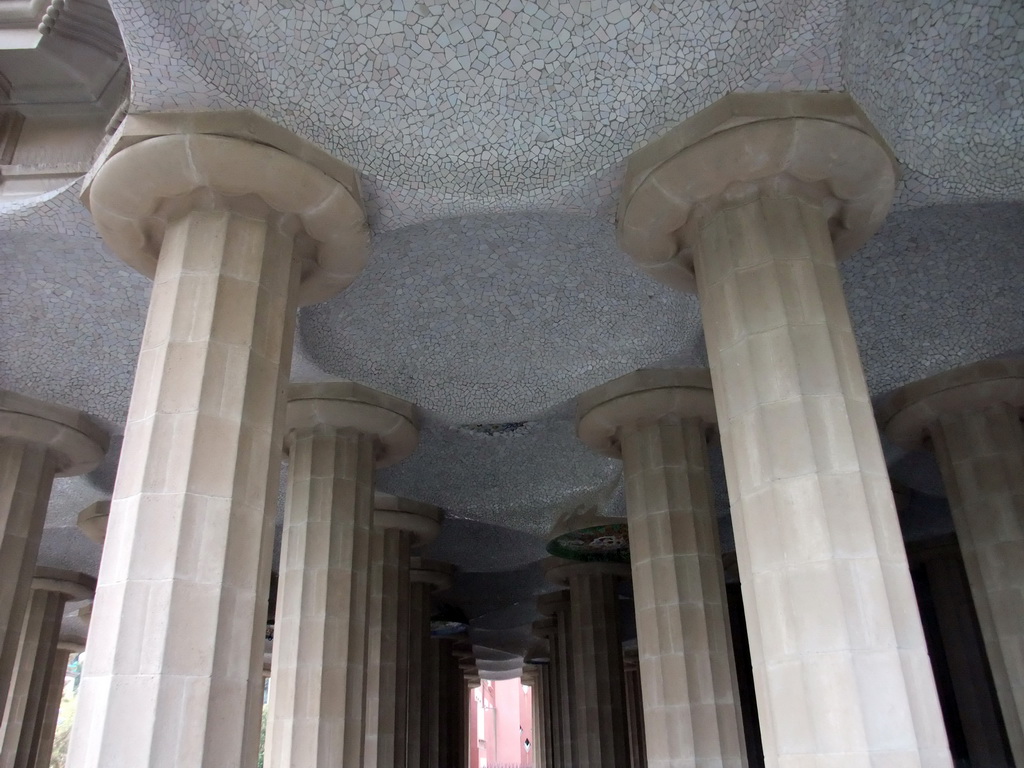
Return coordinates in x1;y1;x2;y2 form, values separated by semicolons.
473;678;533;767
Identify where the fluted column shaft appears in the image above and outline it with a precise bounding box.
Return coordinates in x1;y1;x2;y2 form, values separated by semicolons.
533;622;561;768
924;554;1012;767
68;118;368;768
542;661;559;768
1;569;91;768
439;640;458;768
620;416;745;767
407;581;432;768
266;427;374;767
529;666;548;767
423;638;454;768
617;93;953;767
0;393;104;708
0;589;63;768
0;445;54;706
448;648;464;767
566;569;629;768
624;660;648;768
697;196;949;765
548;599;577;768
364;527;412;768
31;646;72;768
929;403;1024;761
70;207;300;768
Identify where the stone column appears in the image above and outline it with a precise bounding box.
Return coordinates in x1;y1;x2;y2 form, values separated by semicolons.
924;552;1012;767
407;558;454;768
32;637;83;768
467;676;481;766
623;650;648;768
521;664;540;766
0;569;94;768
533;618;562;768
522;661;548;767
617;92;952;766
537;592;576;768
266;383;418;768
75;501;108;548
881;358;1024;763
68;113;370;768
547;560;630;768
364;494;440;768
0;391;106;706
577;369;746;767
426;637;457;768
455;647;477;768
449;643;466;768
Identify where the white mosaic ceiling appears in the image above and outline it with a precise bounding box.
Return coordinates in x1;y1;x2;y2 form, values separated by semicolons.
112;0;847;227
299;212;704;423
107;0;1022;227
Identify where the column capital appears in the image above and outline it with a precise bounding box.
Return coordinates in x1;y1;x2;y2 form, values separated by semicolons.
410;557;455;591
576;367;716;457
532;615;558;640
880;358;1024;450
535;591;571;616
286;381;419;467
617;91;898;293
373;492;442;548
82;110;370;306
57;636;87;654
0;389;108;476
76;500;109;545
31;567;95;601
544;556;630;586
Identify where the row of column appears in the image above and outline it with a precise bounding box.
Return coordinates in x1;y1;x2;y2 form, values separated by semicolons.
538;91;1022;768
26;94;1016;768
0;387;109;768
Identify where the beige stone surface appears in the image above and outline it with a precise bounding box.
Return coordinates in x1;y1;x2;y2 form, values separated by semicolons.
407;559;453;768
0;393;106;720
925;555;1012;768
0;390;108;477
623;652;648;768
31;646;72;768
423;637;458;768
266;428;374;768
881;359;1024;764
618;93;952;766
566;565;629;768
364;495;439;768
576;368;716;457
68;116;373;768
532;619;562;768
75;501;109;545
523;664;547;768
84;120;370;306
537;592;576;768
68;204;302;768
578;369;745;767
617;92;897;293
269;386;418;768
287;382;419;467
1;571;94;768
545;562;629;768
0;590;63;768
700;196;950;766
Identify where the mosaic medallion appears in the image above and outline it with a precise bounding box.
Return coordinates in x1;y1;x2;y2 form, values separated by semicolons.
546;523;630;563
430;605;470;637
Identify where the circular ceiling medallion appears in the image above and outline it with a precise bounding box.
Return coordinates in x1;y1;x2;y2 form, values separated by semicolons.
547;523;630;563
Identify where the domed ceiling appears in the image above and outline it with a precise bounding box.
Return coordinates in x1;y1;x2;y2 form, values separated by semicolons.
0;0;1021;668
